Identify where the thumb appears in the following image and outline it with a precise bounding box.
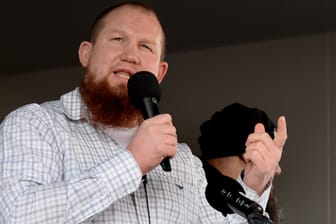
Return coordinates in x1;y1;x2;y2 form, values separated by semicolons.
254;123;265;133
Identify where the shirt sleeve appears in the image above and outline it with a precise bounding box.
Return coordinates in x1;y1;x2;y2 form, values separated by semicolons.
237;173;272;214
0;107;143;224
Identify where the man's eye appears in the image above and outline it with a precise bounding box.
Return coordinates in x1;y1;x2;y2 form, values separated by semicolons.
141;44;152;52
111;37;122;41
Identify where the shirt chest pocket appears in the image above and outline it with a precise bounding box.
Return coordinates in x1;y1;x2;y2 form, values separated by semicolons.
145;171;199;223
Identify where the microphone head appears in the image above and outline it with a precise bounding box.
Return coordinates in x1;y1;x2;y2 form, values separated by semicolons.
205;174;245;216
127;71;161;108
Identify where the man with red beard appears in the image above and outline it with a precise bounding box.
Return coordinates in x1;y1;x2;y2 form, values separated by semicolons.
0;2;287;224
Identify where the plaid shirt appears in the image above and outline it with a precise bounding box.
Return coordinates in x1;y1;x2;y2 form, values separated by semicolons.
0;88;268;223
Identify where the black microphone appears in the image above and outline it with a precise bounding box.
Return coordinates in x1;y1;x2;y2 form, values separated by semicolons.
127;71;171;172
205;175;272;224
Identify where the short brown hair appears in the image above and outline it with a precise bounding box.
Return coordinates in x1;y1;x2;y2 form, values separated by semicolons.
88;1;167;60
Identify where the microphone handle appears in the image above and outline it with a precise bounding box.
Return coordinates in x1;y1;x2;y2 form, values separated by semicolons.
161;157;171;171
221;190;264;217
222;190;272;224
142;97;172;172
142;97;159;119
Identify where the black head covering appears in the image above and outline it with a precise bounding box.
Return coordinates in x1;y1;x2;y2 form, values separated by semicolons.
199;102;276;160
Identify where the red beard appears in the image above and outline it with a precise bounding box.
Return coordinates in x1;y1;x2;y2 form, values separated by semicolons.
79;75;142;127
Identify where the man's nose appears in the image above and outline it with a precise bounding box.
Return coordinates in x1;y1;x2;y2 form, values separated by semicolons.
120;43;140;64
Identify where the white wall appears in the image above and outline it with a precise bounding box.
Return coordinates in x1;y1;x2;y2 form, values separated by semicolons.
0;33;334;223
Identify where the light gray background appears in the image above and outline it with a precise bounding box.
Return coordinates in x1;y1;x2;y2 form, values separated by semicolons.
1;33;335;223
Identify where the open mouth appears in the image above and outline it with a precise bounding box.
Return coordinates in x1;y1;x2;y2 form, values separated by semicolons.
114;72;130;80
113;70;132;80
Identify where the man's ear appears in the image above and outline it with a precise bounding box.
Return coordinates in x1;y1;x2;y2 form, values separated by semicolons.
157;61;168;83
78;41;92;68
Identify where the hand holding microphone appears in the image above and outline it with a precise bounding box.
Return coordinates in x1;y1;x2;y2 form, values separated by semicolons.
127;71;175;174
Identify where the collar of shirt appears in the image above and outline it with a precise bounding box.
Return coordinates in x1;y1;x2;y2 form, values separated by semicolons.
60;87;88;121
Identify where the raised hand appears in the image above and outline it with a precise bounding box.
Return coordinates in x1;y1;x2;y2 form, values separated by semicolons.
243;116;287;195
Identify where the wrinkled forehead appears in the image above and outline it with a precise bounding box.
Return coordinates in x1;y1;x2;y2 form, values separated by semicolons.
104;5;163;33
97;5;166;58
